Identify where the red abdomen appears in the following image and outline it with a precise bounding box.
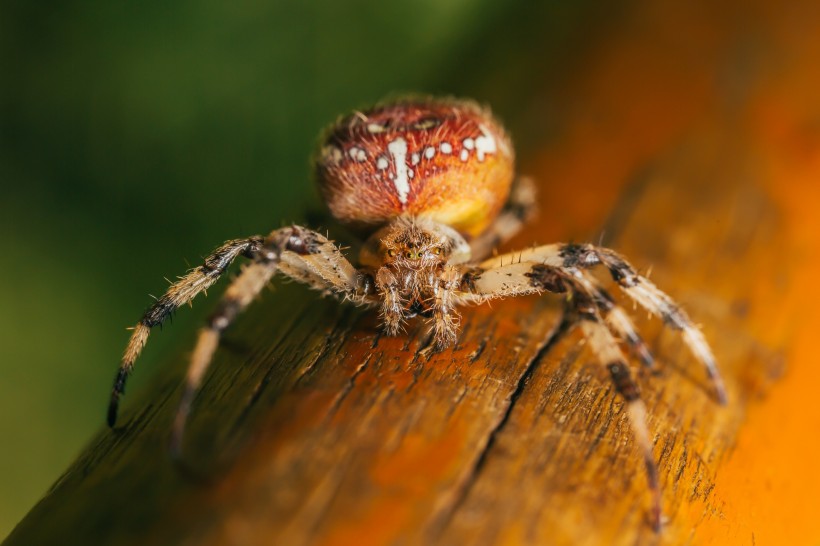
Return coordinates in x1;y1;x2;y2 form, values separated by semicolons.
315;97;514;238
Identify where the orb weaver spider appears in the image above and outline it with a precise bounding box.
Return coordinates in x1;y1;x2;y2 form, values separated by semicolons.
107;96;726;531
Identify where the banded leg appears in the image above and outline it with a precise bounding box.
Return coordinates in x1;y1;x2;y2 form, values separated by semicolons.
479;243;727;404
430;266;462;349
170;261;277;455
108;237;264;427
168;226;371;454
277;227;375;304
459;260;653;366
572;271;655;368
575;311;662;532
469;176;537;260
457;263;662;530
110;226;374;431
375;267;404;336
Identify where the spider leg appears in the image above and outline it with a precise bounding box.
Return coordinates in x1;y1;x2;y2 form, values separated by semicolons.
375;267;404;336
170;260;278;456
469;176;537;260
110;226;375;432
429;266;462;349
169;226;374;455
479;243;727;404
566;244;726;404
455;261;653;366
109;236;265;427
573;271;655;369
456;262;662;530
575;310;662;532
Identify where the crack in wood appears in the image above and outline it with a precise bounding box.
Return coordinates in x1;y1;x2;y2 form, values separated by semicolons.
425;314;573;539
324;355;372;420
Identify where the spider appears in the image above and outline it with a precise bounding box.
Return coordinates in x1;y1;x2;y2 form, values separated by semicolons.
107;96;726;531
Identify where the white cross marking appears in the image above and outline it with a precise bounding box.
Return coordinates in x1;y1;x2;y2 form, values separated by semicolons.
387;138;410;204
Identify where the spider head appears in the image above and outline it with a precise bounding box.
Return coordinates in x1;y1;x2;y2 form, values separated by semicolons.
359;217;471;270
381;218;449;269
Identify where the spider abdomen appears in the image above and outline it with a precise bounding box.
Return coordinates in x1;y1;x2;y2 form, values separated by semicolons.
315;97;514;237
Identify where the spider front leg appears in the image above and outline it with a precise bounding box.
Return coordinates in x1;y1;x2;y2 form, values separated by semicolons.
109;236;265;427
570;270;656;369
479;243;727;404
109;226;374;446
430;266;462;349
170;259;278;455
169;226;375;454
457;262;662;530
571;298;662;532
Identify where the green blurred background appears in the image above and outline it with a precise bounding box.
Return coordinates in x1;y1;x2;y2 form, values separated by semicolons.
0;0;605;536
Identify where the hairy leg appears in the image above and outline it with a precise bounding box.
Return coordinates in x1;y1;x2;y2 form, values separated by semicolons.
456;262;662;530
430;266;462;349
575;310;662;532
478;243;726;403
572;271;655;368
376;267;404;335
109;226;374;431
171;261;277;455
109;237;264;427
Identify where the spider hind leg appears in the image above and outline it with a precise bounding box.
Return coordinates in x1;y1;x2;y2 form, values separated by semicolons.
573;302;662;532
582;245;727;404
170;260;278;456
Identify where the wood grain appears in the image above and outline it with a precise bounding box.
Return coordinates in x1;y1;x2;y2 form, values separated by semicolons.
8;1;820;544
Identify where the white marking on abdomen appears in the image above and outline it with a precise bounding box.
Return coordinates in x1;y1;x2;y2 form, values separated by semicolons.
387;137;410;205
475;125;497;161
349;147;366;162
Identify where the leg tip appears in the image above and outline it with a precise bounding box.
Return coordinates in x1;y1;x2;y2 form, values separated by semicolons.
650;510;663;533
106;399;119;428
709;371;729;405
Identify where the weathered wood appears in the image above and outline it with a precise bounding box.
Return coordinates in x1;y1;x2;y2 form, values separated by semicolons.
10;2;820;544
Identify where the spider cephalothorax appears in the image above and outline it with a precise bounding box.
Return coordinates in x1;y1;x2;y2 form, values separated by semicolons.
360;216;470;342
107;96;726;532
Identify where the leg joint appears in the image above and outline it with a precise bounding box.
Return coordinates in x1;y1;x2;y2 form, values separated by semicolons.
459;267;484;293
208;297;243;332
607;361;640;401
559;243;601;268
284;225;322;255
525;264;567;293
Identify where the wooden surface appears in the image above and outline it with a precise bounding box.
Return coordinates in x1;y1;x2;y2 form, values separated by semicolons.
8;2;820;545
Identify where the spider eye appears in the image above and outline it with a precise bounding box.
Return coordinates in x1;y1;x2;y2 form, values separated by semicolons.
387;249;396;257
432;247;442;255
